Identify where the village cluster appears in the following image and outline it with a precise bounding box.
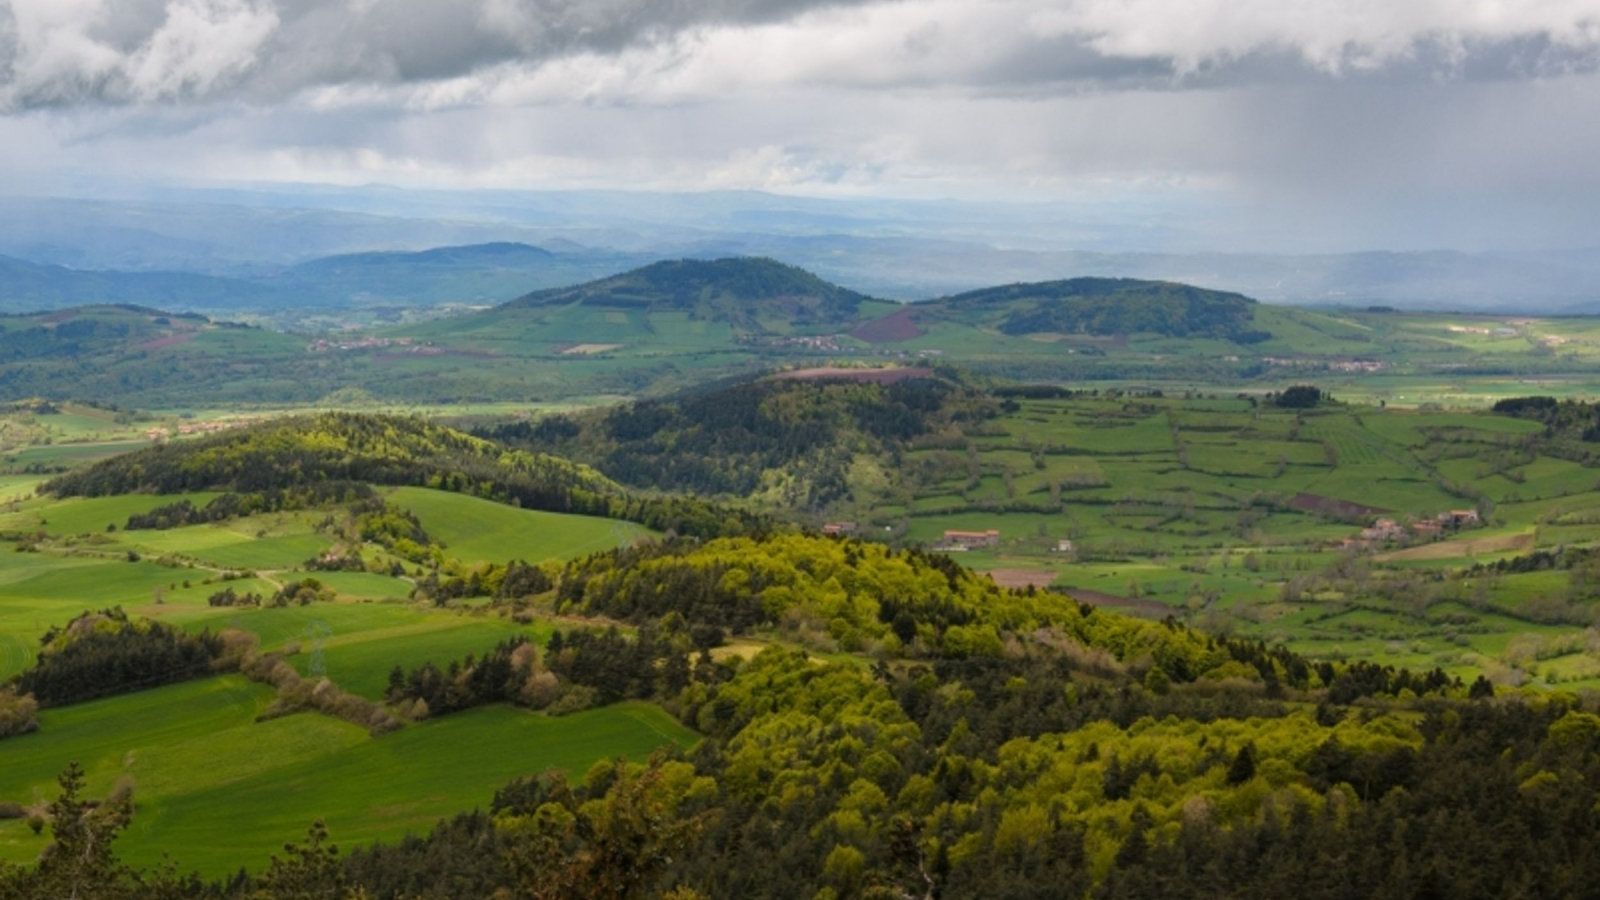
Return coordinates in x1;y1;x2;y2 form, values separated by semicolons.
305;337;444;355
143;418;261;441
820;507;1482;561
1341;508;1482;550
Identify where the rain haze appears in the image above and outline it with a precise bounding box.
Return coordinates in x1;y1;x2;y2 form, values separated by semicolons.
1;0;1599;305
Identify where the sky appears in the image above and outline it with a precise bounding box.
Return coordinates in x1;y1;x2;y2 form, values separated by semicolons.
1;0;1599;253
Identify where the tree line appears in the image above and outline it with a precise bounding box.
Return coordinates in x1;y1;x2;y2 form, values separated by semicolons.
46;412;766;540
479;374;992;505
10;608;230;708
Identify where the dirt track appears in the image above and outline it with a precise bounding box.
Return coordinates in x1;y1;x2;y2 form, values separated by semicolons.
1376;531;1534;561
984;568;1058;589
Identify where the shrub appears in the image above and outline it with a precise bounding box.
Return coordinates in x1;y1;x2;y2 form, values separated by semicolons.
547;685;598;716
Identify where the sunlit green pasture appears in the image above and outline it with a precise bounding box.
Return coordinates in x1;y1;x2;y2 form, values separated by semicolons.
0;677;696;877
389;486;650;565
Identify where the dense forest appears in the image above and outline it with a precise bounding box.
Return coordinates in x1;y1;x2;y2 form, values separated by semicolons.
123;481;377;530
0;526;1595;899
479;374;991;505
4;638;1596;900
468;532;1452;704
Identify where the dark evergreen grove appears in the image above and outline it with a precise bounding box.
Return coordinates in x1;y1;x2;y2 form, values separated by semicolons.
15;608;229;708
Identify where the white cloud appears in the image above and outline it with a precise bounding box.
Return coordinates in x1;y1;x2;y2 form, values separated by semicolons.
2;0;1599;252
2;0;125;105
125;0;278;99
1;0;277;107
5;0;1599;113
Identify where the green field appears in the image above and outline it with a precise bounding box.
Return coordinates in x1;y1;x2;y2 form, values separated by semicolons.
0;493;221;537
0;677;696;875
9;270;1600;894
388;487;651;565
794;392;1600;687
19;279;1600;409
0;551;218;678
290;617;557;698
0;462;693;880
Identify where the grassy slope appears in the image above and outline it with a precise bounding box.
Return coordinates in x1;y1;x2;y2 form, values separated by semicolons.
0;552;215;679
388;486;651;565
818;393;1600;687
13;278;1600;406
291;618;557;699
0;480;660;681
0;493;222;537
0;677;695;876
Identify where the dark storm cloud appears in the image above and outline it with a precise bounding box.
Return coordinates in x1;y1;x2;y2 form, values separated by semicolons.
2;0;1600;254
5;0;1600;112
0;0;877;109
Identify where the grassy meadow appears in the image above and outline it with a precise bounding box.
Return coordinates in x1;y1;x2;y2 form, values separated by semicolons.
0;676;695;875
0;480;689;874
10;303;1600;876
826;393;1600;690
387;487;652;565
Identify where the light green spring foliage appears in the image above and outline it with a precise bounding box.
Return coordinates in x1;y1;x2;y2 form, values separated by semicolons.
699;648;1422;884
46;412;624;500
568;533;1237;679
965;714;1420;879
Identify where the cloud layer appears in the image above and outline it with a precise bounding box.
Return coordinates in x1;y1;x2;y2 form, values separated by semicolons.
1;0;1598;252
3;0;1597;109
0;0;888;108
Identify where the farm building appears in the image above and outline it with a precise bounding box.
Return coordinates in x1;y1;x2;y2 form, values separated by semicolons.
943;529;1000;549
1438;509;1481;527
1360;519;1404;542
821;522;858;535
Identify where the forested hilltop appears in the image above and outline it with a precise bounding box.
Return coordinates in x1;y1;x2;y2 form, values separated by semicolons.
3;528;1598;899
12;261;1600;406
43;412;762;539
460;376;1600;702
505;257;872;328
477;370;993;508
928;277;1269;342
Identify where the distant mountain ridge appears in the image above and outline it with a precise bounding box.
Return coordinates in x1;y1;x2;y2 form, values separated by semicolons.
0;242;640;315
290;242;556;273
4;190;1598;311
0;259;1594;409
5;230;1600;316
0;255;279;312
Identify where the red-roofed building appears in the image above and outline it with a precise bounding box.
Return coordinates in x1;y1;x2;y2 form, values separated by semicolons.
942;529;1000;548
